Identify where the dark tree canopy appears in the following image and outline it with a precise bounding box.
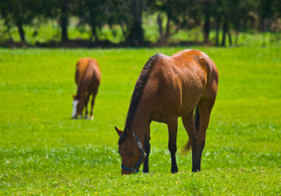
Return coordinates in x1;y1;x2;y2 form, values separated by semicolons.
0;0;281;47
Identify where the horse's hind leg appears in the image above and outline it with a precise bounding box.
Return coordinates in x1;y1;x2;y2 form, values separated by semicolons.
194;99;215;171
84;93;90;119
89;87;98;120
181;111;199;172
167;116;179;173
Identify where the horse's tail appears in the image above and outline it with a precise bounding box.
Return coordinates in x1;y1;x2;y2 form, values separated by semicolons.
181;106;200;155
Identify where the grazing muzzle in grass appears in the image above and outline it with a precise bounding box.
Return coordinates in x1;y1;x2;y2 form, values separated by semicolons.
115;126;147;175
72;100;79;118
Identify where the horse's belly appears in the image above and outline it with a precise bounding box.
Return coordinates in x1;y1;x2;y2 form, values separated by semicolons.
178;84;205;115
150;113;169;123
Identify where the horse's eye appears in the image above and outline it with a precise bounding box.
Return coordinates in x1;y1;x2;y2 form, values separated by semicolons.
129;152;134;157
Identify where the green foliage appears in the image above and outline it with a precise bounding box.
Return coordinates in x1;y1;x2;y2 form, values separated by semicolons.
0;47;280;195
2;19;281;47
1;0;281;45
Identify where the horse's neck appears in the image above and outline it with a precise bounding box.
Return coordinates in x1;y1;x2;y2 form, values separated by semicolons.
76;83;87;101
131;121;146;143
130;103;152;142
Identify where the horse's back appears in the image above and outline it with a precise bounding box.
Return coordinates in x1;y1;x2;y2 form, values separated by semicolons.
171;49;218;77
170;49;218;98
87;58;101;83
76;58;101;85
146;50;218;119
76;58;90;85
179;50;218;102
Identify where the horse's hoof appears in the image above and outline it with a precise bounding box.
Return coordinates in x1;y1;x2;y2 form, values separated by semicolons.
172;166;178;174
90;116;94;120
84;115;88;119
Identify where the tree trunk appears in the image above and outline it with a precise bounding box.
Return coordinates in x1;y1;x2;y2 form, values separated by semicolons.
128;0;144;46
165;12;171;37
61;17;68;42
60;2;68;42
222;22;227;46
17;23;26;44
235;29;239;46
215;16;220;46
203;13;210;43
90;26;99;44
261;18;266;47
6;21;13;42
157;14;163;38
119;20;126;38
227;28;232;46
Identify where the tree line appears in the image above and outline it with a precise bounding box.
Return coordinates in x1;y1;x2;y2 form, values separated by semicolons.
1;0;281;47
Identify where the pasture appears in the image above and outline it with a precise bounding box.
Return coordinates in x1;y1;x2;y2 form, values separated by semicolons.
0;47;280;195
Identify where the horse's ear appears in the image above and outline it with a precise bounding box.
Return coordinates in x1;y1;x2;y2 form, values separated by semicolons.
72;94;76;100
115;127;123;136
125;126;133;137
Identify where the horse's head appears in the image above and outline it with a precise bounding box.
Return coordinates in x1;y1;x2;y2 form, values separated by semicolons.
71;94;84;119
115;126;146;175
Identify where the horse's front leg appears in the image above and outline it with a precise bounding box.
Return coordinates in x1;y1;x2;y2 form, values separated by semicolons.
143;123;151;173
167;117;178;173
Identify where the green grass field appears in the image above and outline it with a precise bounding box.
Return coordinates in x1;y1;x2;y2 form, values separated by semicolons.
0;46;280;195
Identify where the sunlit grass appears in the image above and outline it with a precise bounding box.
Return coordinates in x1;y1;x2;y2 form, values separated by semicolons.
0;47;280;195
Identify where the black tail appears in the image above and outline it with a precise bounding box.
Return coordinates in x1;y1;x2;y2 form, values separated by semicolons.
181;106;200;155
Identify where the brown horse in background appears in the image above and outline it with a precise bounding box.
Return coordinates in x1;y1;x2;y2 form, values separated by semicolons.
115;49;218;174
72;58;101;119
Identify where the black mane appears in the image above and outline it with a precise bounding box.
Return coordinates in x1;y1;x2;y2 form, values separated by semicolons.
118;53;161;145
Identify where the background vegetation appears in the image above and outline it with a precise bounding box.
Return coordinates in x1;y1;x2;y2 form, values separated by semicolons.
0;46;280;195
1;0;281;47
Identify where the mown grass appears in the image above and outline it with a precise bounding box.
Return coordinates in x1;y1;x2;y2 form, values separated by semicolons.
0;47;280;195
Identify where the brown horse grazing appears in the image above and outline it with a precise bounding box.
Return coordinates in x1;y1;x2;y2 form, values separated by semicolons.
72;58;101;119
115;49;218;174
